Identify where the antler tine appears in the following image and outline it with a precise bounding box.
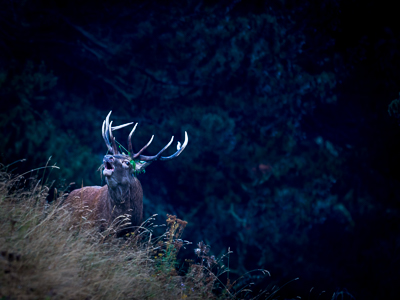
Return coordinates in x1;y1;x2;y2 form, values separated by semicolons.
105;111;112;132
102;120;113;153
103;112;112;145
159;131;188;161
108;120;119;154
112;122;134;131
133;135;154;159
128;123;138;155
104;111;114;152
139;136;174;162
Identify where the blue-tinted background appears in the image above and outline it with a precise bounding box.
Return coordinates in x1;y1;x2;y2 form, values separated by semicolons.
1;1;400;299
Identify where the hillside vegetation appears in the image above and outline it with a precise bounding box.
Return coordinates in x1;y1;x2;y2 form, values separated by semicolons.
0;165;276;300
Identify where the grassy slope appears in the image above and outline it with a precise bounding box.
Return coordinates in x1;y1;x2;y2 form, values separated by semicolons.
0;167;236;300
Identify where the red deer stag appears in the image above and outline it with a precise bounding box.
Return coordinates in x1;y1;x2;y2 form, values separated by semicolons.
65;111;188;230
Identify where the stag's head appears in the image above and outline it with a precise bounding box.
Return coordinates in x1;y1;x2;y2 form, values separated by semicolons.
101;111;188;190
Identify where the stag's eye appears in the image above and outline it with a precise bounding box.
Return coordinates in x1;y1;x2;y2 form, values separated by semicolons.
125;161;130;166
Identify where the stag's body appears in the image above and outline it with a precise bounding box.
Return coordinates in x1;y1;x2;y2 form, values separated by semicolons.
65;111;187;230
66;179;143;228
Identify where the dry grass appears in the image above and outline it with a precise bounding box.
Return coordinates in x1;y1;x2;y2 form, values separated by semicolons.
0;163;279;300
0;166;232;300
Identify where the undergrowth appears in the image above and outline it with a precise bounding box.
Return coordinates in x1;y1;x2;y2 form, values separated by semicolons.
0;164;277;300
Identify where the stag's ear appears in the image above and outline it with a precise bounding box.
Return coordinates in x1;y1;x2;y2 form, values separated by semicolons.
134;160;150;175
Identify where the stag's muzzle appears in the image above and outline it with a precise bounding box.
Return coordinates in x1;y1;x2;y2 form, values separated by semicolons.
103;155;115;176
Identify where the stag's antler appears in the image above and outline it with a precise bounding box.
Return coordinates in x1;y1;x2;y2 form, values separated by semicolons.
102;111;133;155
102;111;188;163
127;123;154;159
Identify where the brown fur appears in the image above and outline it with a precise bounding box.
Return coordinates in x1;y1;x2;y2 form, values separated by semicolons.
65;175;143;230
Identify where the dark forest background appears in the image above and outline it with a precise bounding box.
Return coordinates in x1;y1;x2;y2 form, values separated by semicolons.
1;0;400;299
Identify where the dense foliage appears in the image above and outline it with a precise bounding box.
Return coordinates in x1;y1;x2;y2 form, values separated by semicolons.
1;1;400;299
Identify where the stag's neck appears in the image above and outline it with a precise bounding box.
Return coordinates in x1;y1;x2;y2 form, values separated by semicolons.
108;183;131;207
106;176;143;226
